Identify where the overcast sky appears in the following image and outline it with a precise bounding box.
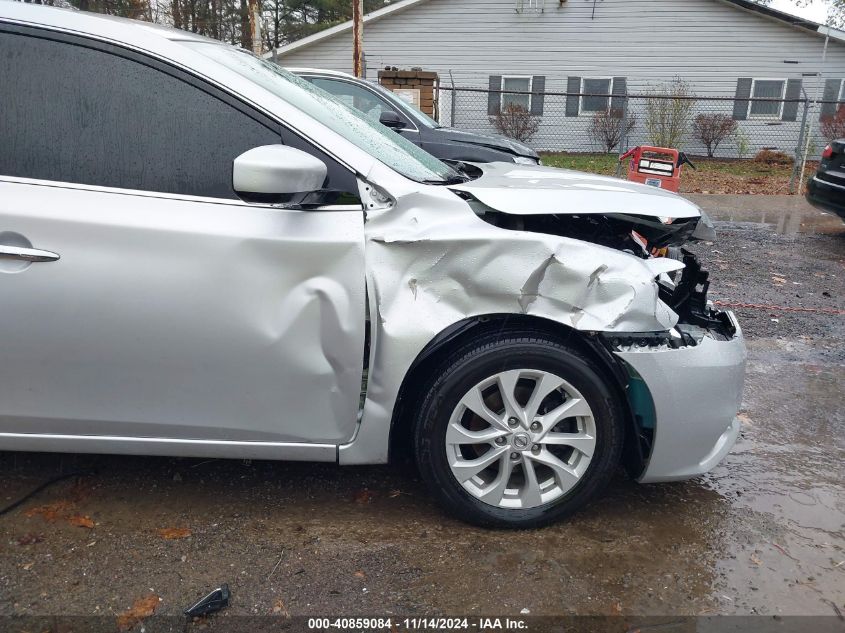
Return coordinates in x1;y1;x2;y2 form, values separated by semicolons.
769;0;832;22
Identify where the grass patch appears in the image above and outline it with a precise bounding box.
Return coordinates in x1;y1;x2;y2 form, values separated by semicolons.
538;152;816;195
540;152;619;175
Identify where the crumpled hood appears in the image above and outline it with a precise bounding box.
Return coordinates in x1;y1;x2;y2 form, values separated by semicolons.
450;162;701;220
432;127;539;159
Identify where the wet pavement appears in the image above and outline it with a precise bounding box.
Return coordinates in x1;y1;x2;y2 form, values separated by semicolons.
0;196;843;624
686;194;845;238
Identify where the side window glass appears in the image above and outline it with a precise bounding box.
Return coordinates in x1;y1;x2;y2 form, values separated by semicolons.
0;31;280;199
309;77;398;123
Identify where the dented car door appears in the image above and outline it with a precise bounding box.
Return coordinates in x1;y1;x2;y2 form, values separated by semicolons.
0;181;366;446
0;27;366;448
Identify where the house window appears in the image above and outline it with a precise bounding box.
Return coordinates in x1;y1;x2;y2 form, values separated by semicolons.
580;78;613;114
501;76;532;111
748;79;786;118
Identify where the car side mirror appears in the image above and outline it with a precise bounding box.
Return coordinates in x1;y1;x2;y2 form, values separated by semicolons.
233;145;327;201
379;110;405;130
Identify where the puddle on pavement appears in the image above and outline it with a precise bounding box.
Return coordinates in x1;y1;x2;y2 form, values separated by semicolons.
699;339;845;616
682;194;845;236
704;207;844;236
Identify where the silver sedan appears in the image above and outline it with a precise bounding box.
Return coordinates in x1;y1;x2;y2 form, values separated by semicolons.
0;3;745;527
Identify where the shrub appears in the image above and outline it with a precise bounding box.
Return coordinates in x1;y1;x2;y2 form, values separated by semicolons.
692;114;738;158
753;149;794;166
734;128;751;159
489;103;540;143
588;108;637;153
820;104;845;142
644;77;696;148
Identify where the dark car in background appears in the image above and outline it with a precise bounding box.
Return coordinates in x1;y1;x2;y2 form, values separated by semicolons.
806;140;845;220
290;68;541;165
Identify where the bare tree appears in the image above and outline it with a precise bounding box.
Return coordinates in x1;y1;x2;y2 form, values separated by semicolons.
489;103;540;143
754;0;843;27
693;113;738;157
239;0;251;50
15;0;396;56
821;105;845;142
588;108;637;153
644;77;696;149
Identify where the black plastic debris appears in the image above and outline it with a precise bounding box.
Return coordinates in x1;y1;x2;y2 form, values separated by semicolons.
183;584;230;618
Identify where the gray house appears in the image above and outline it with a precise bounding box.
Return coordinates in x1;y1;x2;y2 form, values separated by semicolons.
268;0;845;156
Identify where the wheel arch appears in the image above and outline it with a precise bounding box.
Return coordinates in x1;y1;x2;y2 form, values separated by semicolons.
387;313;646;477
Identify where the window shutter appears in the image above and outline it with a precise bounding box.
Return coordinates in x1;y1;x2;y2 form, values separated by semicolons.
566;76;581;117
781;78;802;121
611;77;627;112
820;78;841;120
488;75;502;115
531;75;545;116
733;78;753;120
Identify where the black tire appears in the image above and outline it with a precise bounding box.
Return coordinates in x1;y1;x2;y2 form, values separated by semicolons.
413;330;624;529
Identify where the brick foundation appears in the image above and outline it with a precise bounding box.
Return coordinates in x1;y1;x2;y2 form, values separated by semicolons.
378;69;439;119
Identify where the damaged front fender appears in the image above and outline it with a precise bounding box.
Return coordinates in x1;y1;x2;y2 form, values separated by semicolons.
341;167;686;464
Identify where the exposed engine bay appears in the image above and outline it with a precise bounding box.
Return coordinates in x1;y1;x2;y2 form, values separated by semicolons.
474;206;734;345
476;209;700;252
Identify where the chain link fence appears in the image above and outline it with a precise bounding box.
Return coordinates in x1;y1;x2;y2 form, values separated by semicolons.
437;85;843;193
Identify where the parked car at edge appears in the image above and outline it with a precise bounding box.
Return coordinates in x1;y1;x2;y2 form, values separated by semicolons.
290;68;541;165
0;3;745;528
806;140;845;221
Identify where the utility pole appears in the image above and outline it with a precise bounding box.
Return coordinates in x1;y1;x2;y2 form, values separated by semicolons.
352;0;364;77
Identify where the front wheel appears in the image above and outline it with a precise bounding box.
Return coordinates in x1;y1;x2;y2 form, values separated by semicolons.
413;331;624;528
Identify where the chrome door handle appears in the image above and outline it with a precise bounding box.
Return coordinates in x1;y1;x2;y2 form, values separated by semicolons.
0;245;60;263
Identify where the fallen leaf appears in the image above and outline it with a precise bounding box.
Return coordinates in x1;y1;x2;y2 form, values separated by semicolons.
24;501;95;529
22;562;34;571
772;276;787;284
67;515;95;529
750;553;762;566
157;527;192;540
25;501;73;522
354;490;373;504
272;598;290;618
737;412;753;427
116;594;159;632
354;571;366;579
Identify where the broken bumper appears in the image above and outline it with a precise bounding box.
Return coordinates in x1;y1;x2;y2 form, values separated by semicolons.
613;312;747;483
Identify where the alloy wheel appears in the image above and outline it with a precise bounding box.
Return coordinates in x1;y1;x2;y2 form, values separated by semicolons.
445;369;597;509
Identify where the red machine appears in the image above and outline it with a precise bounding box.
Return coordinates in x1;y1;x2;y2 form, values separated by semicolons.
619;146;695;193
